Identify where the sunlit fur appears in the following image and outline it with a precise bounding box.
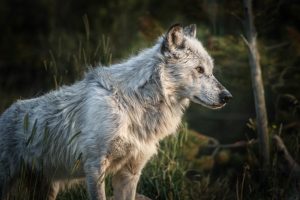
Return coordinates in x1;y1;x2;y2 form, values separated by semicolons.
0;24;230;200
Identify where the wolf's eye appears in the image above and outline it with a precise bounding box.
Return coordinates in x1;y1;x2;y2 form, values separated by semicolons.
195;66;204;74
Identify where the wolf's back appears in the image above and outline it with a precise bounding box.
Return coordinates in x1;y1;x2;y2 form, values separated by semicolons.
0;100;29;183
0;99;39;156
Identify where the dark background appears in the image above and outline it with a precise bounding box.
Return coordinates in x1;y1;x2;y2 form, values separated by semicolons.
0;0;299;143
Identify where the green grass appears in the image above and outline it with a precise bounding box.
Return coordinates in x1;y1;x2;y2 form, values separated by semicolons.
6;100;300;200
14;107;299;200
55;123;234;200
4;20;300;199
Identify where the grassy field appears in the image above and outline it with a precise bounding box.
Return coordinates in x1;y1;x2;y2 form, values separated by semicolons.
55;124;299;200
2;15;300;199
53;123;235;200
7;120;297;200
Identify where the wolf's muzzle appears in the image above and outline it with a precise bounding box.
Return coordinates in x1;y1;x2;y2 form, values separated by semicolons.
219;90;233;104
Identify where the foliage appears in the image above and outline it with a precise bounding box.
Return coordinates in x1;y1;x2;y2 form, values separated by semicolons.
1;0;300;199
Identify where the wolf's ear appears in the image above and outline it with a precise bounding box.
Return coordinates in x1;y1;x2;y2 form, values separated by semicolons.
162;24;184;53
184;24;197;38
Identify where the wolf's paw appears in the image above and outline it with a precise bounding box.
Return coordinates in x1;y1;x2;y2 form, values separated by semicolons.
109;193;152;200
135;194;152;200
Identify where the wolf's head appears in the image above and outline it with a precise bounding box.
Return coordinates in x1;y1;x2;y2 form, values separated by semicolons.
160;24;232;109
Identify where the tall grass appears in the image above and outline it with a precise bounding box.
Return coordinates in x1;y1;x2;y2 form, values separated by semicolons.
138;123;189;200
5;17;300;200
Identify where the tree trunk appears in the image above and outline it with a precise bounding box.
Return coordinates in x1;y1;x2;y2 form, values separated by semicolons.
243;0;270;168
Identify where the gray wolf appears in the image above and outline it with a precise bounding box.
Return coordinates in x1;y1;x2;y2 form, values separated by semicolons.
0;24;232;200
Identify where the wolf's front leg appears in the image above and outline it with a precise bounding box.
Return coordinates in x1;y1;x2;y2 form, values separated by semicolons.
112;168;140;200
112;155;150;200
85;158;109;200
86;175;106;200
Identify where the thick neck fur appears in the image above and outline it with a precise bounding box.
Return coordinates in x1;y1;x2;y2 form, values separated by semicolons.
86;39;189;141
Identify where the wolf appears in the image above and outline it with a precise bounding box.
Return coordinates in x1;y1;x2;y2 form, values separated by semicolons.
0;24;232;200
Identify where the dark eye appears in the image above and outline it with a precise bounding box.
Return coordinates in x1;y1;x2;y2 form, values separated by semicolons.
195;66;204;74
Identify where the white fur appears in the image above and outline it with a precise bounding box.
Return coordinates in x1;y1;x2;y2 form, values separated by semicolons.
0;24;231;200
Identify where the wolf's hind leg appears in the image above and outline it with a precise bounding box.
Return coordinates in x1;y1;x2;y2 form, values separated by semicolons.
26;172;59;200
38;182;59;200
0;161;15;200
0;174;18;200
28;181;59;200
0;180;4;200
0;181;8;200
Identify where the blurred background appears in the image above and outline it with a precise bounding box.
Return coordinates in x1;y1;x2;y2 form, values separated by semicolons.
0;0;300;199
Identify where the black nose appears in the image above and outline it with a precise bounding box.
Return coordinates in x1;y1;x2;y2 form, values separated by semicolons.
219;90;233;104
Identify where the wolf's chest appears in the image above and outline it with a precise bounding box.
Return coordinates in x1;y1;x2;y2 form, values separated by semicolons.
105;136;136;172
105;134;158;173
108;136;134;160
128;102;186;140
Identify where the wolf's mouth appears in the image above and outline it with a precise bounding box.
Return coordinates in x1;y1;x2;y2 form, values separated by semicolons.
193;96;225;109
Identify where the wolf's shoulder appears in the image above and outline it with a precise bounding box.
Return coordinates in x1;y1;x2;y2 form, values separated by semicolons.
84;67;116;92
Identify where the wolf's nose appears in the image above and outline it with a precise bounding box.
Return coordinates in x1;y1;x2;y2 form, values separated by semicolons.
219;90;233;104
